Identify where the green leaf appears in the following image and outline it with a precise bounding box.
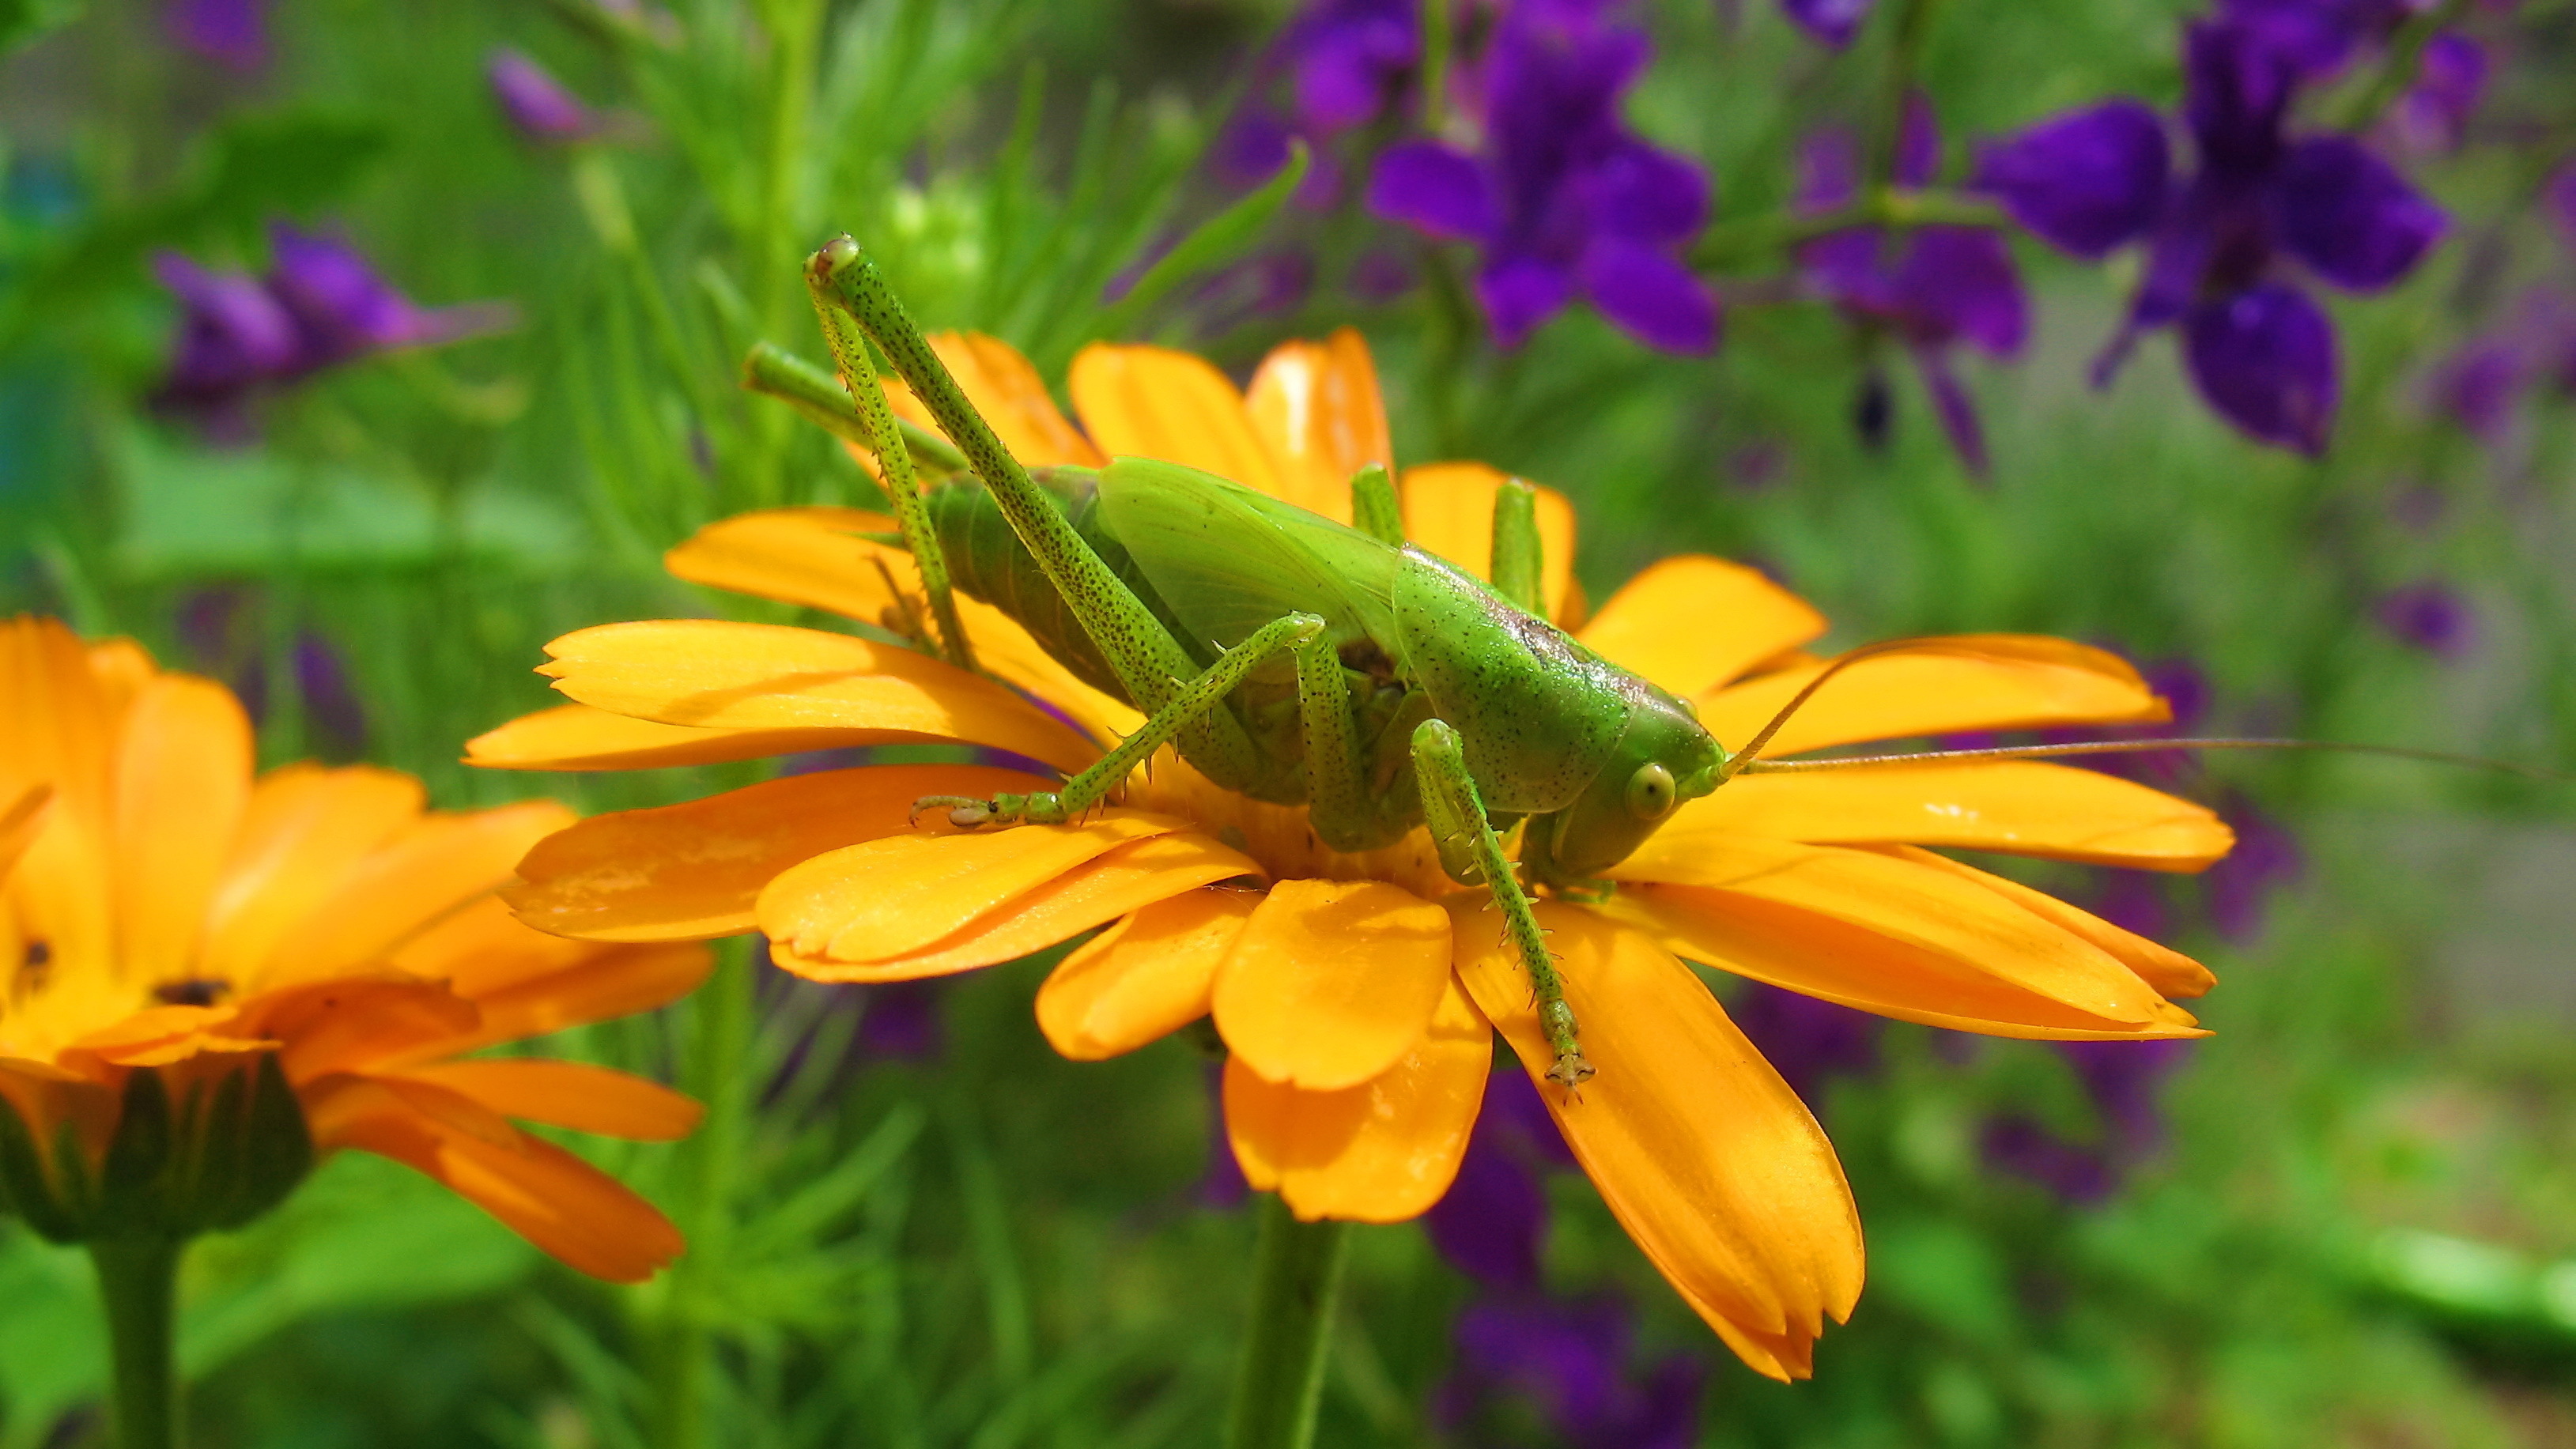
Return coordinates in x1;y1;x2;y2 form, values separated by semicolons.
0;0;81;55
1082;141;1309;345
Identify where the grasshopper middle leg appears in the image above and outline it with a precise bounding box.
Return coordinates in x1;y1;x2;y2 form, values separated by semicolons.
1411;717;1592;1088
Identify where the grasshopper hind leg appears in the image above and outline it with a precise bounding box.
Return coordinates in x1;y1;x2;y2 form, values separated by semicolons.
1410;717;1593;1088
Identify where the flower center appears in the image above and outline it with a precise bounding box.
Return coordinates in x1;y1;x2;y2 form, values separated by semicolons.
1122;749;1463;901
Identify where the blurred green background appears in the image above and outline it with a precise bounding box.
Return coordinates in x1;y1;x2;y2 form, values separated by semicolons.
5;0;2576;1443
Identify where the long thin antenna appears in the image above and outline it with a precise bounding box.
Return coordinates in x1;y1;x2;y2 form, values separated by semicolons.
1720;637;2012;779
1736;737;2572;783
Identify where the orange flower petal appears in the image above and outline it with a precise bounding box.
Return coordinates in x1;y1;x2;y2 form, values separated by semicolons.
757;813;1188;963
254;977;483;1083
109;674;253;983
1398;462;1579;625
433;944;715;1062
652;502;1143;748
1698;636;2169;758
1576;557;1828;700
537;620;1098;775
1603;837;2202;1039
2;619;120;976
1648;762;2234;870
1242;328;1391;523
882;331;1105;468
0;784;48;882
1037;886;1258;1059
304;1077;683;1282
772;831;1259;983
465;703;933;773
1872;844;2217;1000
1222;972;1490;1223
201;764;425;987
1211;879;1452;1092
393;1058;703;1141
1451;902;1862;1380
277;801;577;988
386;896;595;997
663;507;909;624
506;764;1054;942
1068;343;1288;496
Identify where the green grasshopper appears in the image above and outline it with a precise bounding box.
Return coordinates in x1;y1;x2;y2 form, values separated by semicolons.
784;237;2563;1090
795;237;1726;1088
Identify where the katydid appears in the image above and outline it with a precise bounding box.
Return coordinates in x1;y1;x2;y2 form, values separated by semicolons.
784;236;2564;1091
799;236;1731;1087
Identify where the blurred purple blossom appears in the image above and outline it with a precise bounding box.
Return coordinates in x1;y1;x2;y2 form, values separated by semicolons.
2550;164;2576;251
175;587;367;759
1986;1040;2194;1204
2205;791;2302;940
151;224;511;436
1798;100;2026;474
1977;20;2447;454
1781;0;1875;47
1218;0;1419;203
1728;979;1883;1104
2387;33;2487;155
856;979;948;1061
1437;1296;1705;1448
488;49;606;145
2424;289;2576;443
1424;1069;1571;1290
2374;579;2476;658
164;0;267;70
1368;2;1717;353
1200;1063;1252;1209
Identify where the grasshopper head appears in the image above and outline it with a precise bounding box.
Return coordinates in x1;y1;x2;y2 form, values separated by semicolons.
1538;689;1724;881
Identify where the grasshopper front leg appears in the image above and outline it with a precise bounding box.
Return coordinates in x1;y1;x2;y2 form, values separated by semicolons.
1411;718;1593;1088
920;613;1327;828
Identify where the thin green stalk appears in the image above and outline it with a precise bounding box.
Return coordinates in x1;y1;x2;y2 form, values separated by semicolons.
90;1236;185;1449
1864;0;1943;194
655;938;759;1449
1419;0;1452;134
1222;1197;1350;1449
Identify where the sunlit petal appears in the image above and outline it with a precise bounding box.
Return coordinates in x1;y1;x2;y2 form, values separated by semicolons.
1577;556;1827;698
1223;973;1490;1223
1069;343;1287;496
395;1058;703;1141
1399;462;1580;625
1037;886;1257;1059
1212;879;1452;1091
1243;328;1392;523
1452;903;1862;1380
1872;844;2217;999
1698;636;2168;757
111;674;252;983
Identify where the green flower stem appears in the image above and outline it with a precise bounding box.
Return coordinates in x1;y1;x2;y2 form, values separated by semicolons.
90;1236;185;1449
1222;1197;1350;1449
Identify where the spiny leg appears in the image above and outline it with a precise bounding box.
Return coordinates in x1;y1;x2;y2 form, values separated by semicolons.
799;273;975;673
1411;718;1592;1087
1488;477;1543;615
1291;627;1411;853
1349;463;1405;548
808;238;1271;792
920;613;1326;828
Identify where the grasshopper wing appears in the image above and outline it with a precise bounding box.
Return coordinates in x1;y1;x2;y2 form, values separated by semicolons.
1097;457;1403;657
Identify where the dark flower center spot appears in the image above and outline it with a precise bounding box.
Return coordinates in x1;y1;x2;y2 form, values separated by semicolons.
153;978;232;1007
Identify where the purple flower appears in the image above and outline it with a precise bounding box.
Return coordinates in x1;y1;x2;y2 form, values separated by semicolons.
488;49;606;145
1219;0;1418;202
1985;1040;2193;1204
855;979;947;1060
2205;791;2301;940
1798;100;2026;474
1423;1068;1572;1290
1437;1296;1704;1449
2374;580;2476;658
1727;980;1883;1104
1368;2;1717;353
164;0;267;70
2389;33;2487;155
1781;0;1875;47
1977;19;2447;454
150;224;510;434
2551;163;2576;254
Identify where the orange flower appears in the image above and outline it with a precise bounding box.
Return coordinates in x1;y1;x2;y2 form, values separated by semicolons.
475;330;2230;1374
0;618;706;1281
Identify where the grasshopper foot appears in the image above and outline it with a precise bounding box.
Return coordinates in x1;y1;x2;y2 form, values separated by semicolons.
911;793;1033;828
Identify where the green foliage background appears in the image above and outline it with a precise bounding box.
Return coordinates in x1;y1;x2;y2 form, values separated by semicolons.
4;0;2575;1443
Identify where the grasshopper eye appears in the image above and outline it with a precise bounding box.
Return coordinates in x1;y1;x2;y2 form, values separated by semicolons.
1624;763;1678;822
